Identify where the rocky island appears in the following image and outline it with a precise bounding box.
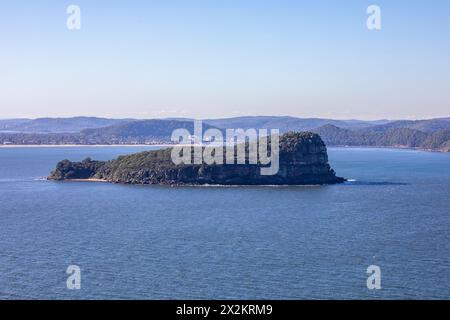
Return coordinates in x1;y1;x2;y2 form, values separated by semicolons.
48;132;345;185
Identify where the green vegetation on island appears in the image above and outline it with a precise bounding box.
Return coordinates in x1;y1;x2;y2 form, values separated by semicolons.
48;132;345;186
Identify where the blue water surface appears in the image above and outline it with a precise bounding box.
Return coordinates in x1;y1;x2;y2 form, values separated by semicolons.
0;146;449;299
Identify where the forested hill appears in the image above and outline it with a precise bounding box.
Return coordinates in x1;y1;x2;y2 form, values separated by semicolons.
0;117;130;133
313;125;450;152
80;120;217;142
0;116;449;152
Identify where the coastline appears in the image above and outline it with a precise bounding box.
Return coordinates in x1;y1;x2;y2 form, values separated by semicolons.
326;145;449;154
2;143;447;153
63;178;109;183
50;178;327;187
0;144;174;148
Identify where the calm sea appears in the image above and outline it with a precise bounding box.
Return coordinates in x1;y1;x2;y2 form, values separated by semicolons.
0;146;449;299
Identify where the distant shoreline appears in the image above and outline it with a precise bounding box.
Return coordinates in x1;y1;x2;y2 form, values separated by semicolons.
0;144;174;148
1;143;447;153
327;145;449;153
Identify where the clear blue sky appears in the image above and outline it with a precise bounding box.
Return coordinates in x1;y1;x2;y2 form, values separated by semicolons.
1;0;449;119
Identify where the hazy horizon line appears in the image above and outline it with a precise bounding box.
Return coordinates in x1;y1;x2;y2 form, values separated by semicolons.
1;114;450;122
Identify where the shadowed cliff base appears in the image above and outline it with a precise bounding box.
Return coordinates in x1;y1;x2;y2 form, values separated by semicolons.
48;132;345;186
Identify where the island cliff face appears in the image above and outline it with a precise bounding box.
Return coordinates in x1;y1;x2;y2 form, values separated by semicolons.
48;132;345;185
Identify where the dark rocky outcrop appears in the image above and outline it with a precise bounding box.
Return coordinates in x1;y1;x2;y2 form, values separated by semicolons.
48;132;345;185
49;157;106;180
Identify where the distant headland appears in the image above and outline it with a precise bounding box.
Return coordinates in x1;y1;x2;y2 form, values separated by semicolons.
1;116;449;152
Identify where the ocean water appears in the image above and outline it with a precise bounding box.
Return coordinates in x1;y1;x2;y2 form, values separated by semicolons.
0;146;449;300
